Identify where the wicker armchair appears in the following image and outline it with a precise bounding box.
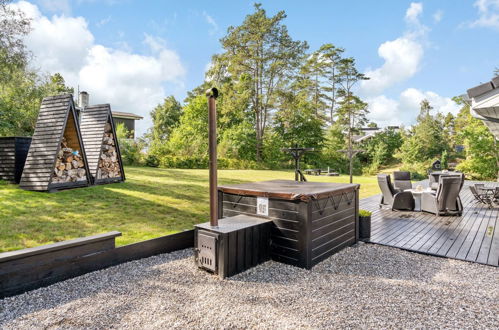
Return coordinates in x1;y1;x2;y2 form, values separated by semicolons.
378;174;415;211
393;171;412;192
421;176;463;216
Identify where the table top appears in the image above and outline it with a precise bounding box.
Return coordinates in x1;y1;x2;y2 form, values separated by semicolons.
406;188;432;195
218;180;359;201
430;171;460;176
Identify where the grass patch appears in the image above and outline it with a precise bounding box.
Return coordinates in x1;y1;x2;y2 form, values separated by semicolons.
0;167;380;252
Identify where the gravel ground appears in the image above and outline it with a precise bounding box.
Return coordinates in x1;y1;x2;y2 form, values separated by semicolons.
1;243;498;329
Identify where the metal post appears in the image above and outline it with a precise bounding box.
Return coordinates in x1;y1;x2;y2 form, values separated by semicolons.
206;88;219;227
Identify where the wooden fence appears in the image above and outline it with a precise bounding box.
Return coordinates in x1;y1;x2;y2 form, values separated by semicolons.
0;230;194;298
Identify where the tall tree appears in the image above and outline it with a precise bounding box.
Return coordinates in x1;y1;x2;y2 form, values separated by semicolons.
211;3;308;161
335;58;369;183
299;44;344;123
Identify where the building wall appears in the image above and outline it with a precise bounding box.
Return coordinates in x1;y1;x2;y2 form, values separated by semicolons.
113;118;135;138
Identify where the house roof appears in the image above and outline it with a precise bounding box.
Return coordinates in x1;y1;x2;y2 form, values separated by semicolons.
112;111;143;120
467;76;499;139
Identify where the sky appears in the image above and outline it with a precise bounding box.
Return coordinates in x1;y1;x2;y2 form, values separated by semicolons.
9;0;499;136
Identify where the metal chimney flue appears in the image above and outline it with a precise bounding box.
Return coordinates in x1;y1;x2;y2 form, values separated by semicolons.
206;87;219;227
78;91;89;108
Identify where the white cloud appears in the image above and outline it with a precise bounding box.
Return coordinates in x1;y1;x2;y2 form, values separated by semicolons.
360;38;423;96
366;88;461;127
433;10;443;23
360;3;459;128
469;0;499;30
96;16;111;27
359;2;427;97
405;2;423;24
10;1;186;136
37;0;71;15
202;11;219;35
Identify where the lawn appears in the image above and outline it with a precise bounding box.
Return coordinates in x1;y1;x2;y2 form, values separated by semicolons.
0;167;380;252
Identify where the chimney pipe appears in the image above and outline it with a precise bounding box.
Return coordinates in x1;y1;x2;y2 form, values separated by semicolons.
206;87;219;227
78;91;89;108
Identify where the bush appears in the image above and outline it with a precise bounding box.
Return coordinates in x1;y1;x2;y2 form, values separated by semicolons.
399;161;431;181
158;156;265;170
145;154;160;167
362;162;380;176
159;156;208;169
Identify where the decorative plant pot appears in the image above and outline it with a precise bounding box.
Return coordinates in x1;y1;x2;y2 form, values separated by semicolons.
359;215;371;241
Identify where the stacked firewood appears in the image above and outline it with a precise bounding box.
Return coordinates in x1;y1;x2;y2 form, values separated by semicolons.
52;137;87;183
97;123;121;179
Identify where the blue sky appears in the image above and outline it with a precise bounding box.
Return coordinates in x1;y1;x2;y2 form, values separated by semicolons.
11;0;499;135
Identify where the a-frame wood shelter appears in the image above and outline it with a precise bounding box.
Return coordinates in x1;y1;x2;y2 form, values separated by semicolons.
20;94;91;191
80;104;125;184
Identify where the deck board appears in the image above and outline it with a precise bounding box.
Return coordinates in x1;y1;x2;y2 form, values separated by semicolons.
360;180;499;267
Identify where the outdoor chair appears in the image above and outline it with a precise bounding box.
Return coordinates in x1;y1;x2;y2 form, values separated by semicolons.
421;176;463;216
377;174;415;211
393;171;412;192
469;185;493;207
429;173;440;190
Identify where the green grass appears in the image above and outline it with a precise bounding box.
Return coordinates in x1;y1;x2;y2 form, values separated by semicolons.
0;167;379;252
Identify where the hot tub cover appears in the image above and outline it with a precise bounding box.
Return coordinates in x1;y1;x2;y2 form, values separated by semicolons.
218;180;359;201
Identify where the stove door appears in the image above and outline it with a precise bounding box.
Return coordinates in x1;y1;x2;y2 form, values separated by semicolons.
196;231;218;272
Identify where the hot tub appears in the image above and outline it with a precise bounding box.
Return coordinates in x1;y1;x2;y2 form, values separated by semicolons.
218;180;360;269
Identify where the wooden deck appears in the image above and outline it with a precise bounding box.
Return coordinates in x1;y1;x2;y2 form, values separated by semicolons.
360;180;499;267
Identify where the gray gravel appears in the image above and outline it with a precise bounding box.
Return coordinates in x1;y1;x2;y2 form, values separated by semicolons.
1;243;498;329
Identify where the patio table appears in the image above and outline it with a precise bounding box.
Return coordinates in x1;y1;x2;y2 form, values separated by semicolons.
407;188;432;211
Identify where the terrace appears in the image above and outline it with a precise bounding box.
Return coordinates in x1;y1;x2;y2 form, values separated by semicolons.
361;180;499;267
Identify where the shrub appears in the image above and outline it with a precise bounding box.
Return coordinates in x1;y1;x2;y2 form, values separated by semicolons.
399;161;431;181
158;156;266;170
145;154;160;167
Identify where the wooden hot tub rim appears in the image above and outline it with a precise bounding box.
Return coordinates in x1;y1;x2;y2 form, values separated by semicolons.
218;180;360;202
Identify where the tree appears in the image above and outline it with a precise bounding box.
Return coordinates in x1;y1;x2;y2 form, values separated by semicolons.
359;128;403;168
454;99;498;180
167;95;209;157
299;44;344;122
273;91;324;164
398;99;448;166
149;96;182;156
0;0;31;71
210;3;308;161
40;73;74;96
335;57;369;183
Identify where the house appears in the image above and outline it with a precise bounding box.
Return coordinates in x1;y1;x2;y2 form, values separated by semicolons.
111;111;144;138
352;126;400;144
76;91;143;138
467;76;499;139
467;76;499;180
